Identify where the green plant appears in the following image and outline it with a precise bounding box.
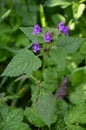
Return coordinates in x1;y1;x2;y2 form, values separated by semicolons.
0;1;86;130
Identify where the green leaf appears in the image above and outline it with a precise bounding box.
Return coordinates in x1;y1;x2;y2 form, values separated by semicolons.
67;125;85;130
56;36;85;53
33;93;57;127
2;49;41;77
80;41;86;54
51;14;65;26
69;83;86;105
64;104;86;125
20;27;45;43
0;9;11;22
24;107;45;127
3;122;31;130
71;67;86;86
70;51;85;66
49;47;67;70
51;100;68;130
0;103;8;129
4;108;24;123
45;0;73;7
41;67;58;93
0;103;31;130
20;27;60;44
72;3;85;19
16;34;29;47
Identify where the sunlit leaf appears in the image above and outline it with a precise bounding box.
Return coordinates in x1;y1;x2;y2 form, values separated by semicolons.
72;3;85;19
45;0;73;7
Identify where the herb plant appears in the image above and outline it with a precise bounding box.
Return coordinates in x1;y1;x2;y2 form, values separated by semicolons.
0;2;86;130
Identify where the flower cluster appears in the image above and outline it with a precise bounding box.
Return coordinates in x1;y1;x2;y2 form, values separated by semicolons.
32;22;69;53
57;22;69;36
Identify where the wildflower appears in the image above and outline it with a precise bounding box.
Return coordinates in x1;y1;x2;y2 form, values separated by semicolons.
57;22;69;36
32;24;42;34
62;26;69;36
58;22;65;31
43;32;53;42
32;42;41;53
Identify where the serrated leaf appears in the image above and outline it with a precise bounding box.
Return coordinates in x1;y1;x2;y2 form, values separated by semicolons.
2;49;41;77
20;27;45;43
49;47;67;70
67;125;85;130
33;93;57;127
52;100;68;130
5;108;24;123
3;122;31;130
64;104;86;125
0;104;9;129
0;104;31;130
20;27;60;44
41;67;58;93
69;83;86;105
24;107;45;127
56;36;85;53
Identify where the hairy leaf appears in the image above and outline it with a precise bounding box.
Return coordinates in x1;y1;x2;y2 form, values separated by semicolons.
51;100;68;130
0;104;31;130
2;49;41;77
20;27;45;43
3;122;31;130
69;83;86;105
33;93;57;127
56;36;85;53
67;125;85;130
64;104;86;125
49;47;67;70
24;107;45;127
41;67;58;93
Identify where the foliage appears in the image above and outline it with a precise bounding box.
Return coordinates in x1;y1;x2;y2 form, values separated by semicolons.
0;0;86;130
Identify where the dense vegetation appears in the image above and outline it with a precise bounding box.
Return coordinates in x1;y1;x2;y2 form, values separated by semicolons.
0;0;86;130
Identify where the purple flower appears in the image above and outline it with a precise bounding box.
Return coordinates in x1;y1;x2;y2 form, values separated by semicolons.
58;22;65;31
57;22;69;36
32;24;42;34
62;26;69;36
43;32;53;42
32;42;41;53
